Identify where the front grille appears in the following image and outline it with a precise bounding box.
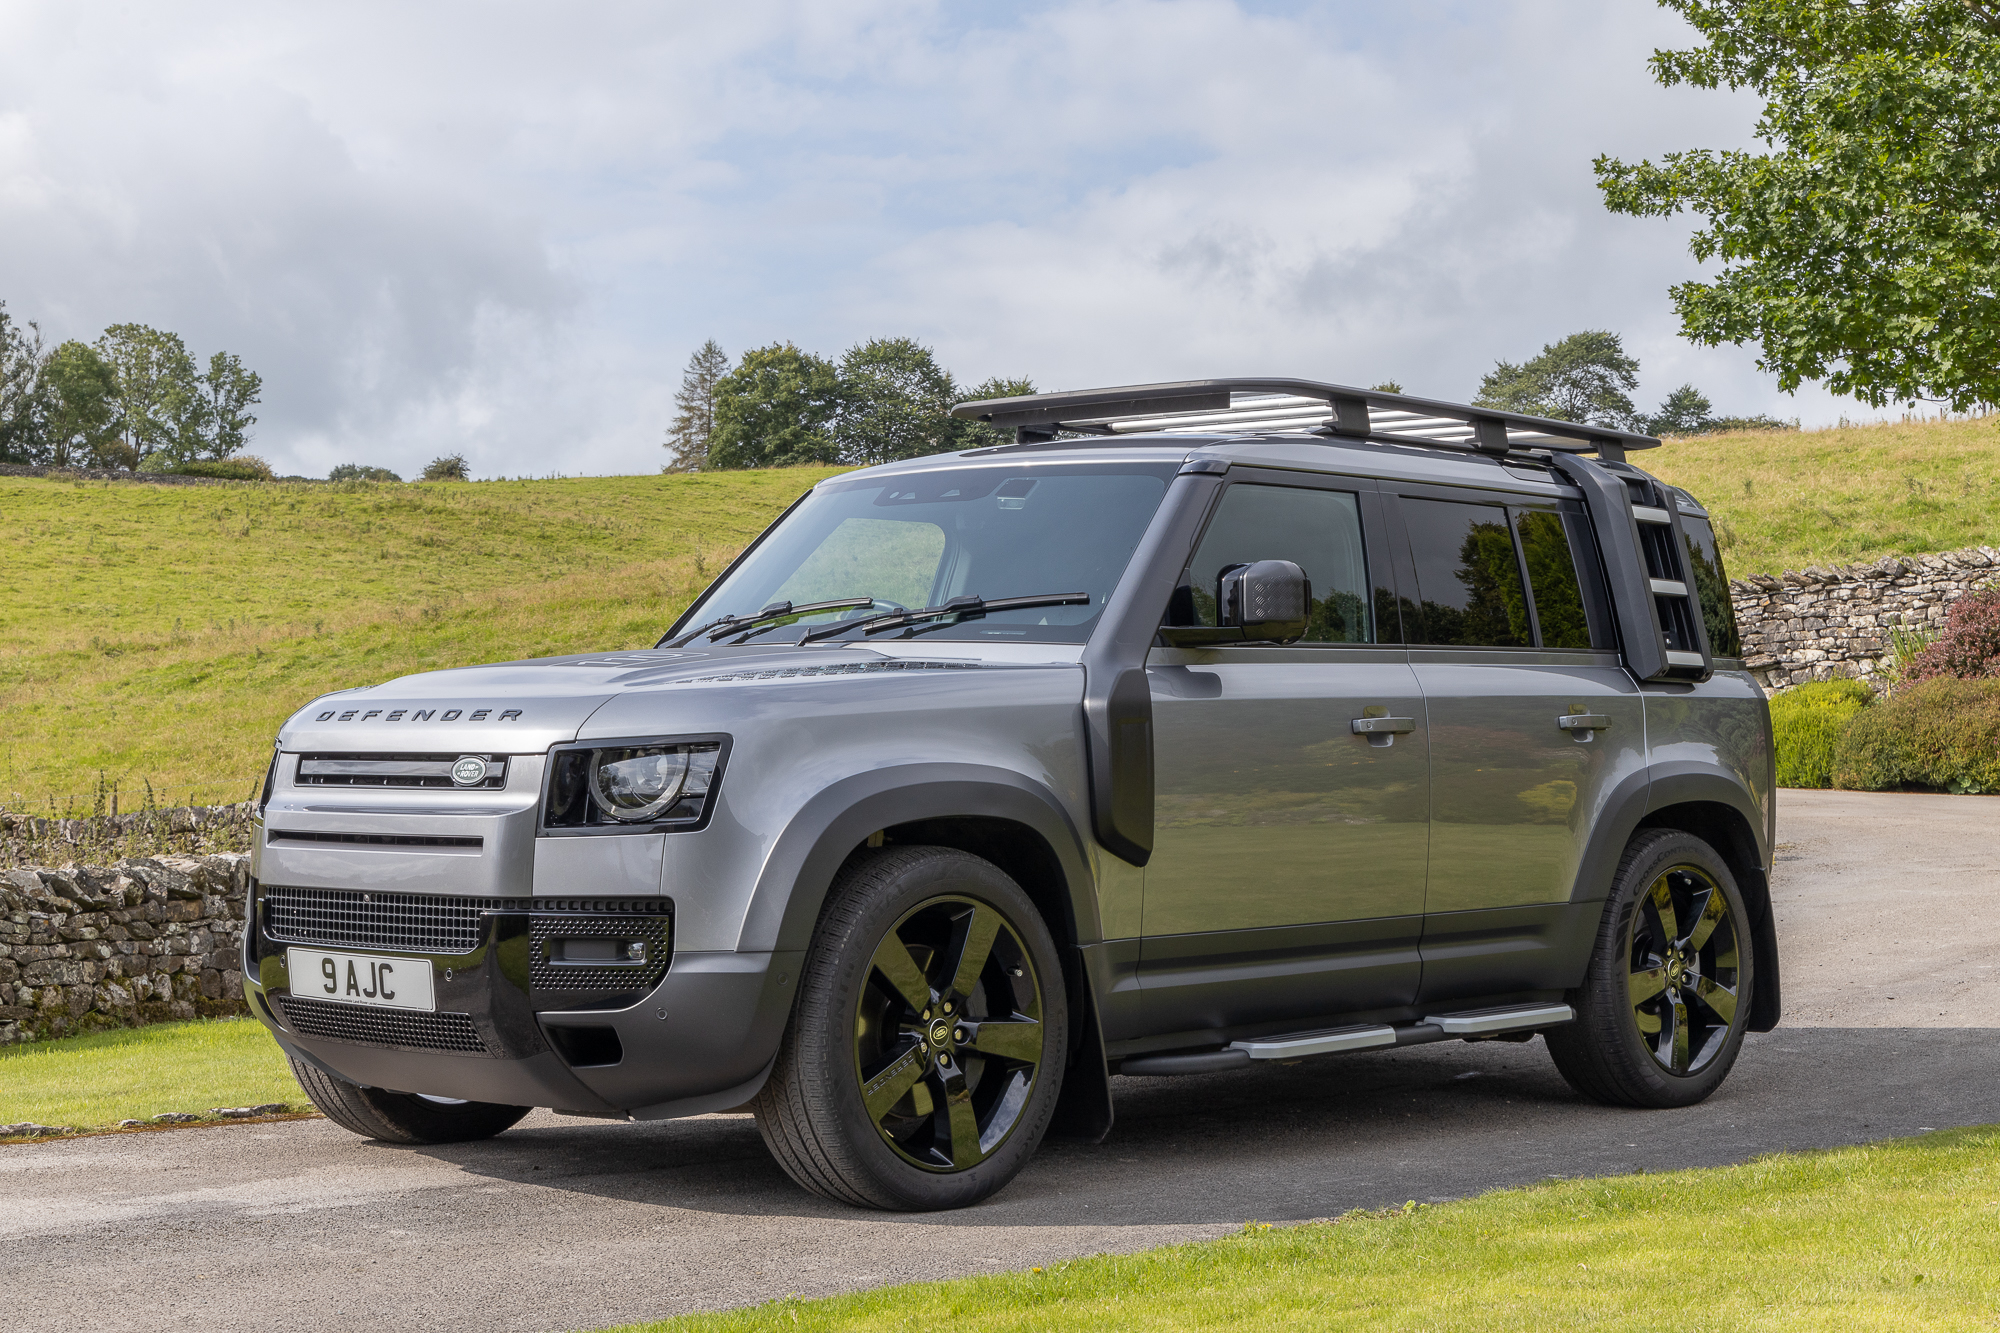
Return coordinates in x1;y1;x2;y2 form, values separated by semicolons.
264;885;514;954
296;753;507;789
530;914;672;993
268;830;483;849
275;995;487;1055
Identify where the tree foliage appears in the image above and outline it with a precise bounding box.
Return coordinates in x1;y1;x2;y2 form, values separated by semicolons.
195;351;262;460
39;341;122;467
664;339;732;472
329;463;402;482
1597;0;2000;409
422;453;471;482
0;301;45;464
1475;330;1643;428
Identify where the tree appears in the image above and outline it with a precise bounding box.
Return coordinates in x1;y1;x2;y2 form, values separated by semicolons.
1475;330;1642;428
835;337;958;466
194;351;261;459
707;343;845;469
95;324;201;468
39;341;121;467
1596;1;2000;410
664;340;731;472
0;301;46;464
421;453;471;481
1646;383;1716;435
329;463;402;482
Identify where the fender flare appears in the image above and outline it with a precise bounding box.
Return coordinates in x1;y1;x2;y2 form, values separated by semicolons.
737;763;1099;956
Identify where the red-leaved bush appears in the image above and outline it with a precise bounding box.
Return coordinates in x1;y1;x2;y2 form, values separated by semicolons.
1903;588;2000;682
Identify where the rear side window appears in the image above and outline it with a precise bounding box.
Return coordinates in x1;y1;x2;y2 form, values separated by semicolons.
1176;484;1374;643
1400;499;1530;647
1514;511;1592;650
1680;513;1742;658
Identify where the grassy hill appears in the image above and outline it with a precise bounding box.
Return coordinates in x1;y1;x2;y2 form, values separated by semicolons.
0;468;842;810
2;413;1995;811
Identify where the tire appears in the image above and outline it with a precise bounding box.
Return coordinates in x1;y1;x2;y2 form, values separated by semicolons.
288;1057;530;1144
751;846;1069;1211
1546;829;1756;1109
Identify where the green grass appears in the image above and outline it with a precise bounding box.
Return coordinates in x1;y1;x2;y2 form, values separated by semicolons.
0;468;842;806
611;1127;2000;1332
0;1016;302;1135
1646;413;2000;578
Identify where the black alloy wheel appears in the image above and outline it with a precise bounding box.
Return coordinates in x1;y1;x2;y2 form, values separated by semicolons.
1627;862;1742;1077
1546;828;1756;1109
855;894;1046;1172
752;846;1068;1210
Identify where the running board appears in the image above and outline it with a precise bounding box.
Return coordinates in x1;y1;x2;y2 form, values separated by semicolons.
1423;1003;1574;1036
1230;1024;1396;1060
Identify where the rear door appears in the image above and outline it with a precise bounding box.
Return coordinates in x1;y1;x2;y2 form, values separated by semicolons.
1139;472;1429;1037
1386;484;1647;1005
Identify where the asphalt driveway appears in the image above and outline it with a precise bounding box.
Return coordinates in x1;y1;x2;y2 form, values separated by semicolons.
6;789;1997;1332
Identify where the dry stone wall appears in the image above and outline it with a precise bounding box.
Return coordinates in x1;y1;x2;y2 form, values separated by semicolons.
1730;544;2000;693
0;854;250;1046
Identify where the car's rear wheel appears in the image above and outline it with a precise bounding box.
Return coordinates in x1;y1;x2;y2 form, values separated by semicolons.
288;1056;530;1144
1546;828;1755;1109
752;846;1067;1210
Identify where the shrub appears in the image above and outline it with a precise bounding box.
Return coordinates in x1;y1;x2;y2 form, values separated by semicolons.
421;453;470;482
1770;678;1875;788
1902;588;2000;682
328;463;402;483
170;456;274;481
1833;678;2000;794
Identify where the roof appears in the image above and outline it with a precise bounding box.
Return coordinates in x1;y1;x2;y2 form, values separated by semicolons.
948;378;1661;460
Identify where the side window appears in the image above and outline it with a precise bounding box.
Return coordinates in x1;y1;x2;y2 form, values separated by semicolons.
1174;484;1373;643
1681;514;1743;658
1515;510;1593;650
1401;498;1531;647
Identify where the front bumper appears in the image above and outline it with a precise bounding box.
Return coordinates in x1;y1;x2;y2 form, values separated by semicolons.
244;880;800;1117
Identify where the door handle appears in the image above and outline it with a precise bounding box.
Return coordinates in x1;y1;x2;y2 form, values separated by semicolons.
1350;716;1416;735
1558;713;1612;732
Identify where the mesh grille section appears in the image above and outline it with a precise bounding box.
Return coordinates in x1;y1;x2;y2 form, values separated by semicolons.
530;914;671;993
263;886;523;955
276;995;487;1055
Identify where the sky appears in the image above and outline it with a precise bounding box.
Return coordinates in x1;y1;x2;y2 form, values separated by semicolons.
0;1;1890;480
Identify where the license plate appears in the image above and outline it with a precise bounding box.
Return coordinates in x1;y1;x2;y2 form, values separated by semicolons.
287;948;436;1012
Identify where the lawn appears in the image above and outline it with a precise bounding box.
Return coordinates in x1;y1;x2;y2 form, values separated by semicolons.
611;1126;2000;1332
0;467;842;807
0;1017;303;1135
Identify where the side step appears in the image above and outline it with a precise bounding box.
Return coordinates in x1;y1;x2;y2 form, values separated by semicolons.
1115;1004;1574;1077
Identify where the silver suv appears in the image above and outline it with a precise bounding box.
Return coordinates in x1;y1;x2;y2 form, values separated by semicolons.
246;379;1778;1211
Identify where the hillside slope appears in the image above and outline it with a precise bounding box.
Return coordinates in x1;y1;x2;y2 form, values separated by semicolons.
0;468;842;807
3;414;1994;808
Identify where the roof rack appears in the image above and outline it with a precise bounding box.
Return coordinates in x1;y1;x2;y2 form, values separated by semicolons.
949;378;1660;462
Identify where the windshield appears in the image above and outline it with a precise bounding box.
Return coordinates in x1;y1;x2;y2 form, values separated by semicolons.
675;462;1175;645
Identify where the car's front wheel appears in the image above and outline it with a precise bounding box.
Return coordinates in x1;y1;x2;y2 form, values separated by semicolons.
752;846;1068;1210
1546;828;1755;1109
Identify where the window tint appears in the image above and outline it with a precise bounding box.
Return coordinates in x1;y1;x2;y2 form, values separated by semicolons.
1401;498;1531;647
1515;510;1592;649
1681;514;1742;657
1176;484;1373;643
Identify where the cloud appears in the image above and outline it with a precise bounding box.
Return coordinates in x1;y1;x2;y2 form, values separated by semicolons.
0;1;1878;480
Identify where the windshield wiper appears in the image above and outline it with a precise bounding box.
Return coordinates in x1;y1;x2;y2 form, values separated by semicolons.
797;592;1091;645
658;597;874;649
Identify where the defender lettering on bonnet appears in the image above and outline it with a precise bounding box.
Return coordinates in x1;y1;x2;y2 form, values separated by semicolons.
313;707;525;722
252;375;1777;1217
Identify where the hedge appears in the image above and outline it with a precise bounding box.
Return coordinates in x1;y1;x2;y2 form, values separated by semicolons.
1770;679;1876;789
1832;678;2000;795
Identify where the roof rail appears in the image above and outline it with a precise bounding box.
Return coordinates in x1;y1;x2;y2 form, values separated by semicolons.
949;378;1660;461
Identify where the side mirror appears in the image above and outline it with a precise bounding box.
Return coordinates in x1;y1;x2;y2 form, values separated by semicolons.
1218;560;1311;643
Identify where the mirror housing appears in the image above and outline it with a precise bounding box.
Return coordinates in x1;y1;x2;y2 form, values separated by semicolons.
1220;560;1311;642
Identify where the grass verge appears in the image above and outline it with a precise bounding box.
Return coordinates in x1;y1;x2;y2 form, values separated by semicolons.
0;1016;305;1138
609;1126;2000;1332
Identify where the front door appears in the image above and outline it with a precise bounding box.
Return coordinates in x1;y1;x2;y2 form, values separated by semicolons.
1139;475;1429;1039
1388;489;1648;1005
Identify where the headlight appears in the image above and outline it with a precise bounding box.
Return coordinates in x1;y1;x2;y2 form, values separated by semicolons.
590;747;689;822
543;738;725;832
